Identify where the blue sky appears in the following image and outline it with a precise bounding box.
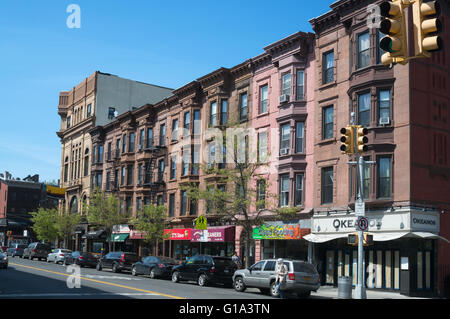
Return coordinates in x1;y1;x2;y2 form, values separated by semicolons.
0;0;332;183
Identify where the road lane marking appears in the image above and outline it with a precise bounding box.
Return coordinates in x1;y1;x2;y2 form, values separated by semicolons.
83;275;142;281
9;263;185;299
0;292;158;298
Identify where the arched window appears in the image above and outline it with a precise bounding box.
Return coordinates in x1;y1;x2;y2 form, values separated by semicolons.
64;156;69;182
69;196;78;214
84;148;90;177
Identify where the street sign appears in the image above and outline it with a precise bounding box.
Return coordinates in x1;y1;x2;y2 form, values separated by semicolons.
356;217;369;232
195;215;207;230
355;201;365;217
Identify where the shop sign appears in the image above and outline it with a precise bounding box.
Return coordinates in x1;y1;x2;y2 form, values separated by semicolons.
410;213;439;232
112;224;131;234
191;229;228;242
253;222;310;240
164;228;192;240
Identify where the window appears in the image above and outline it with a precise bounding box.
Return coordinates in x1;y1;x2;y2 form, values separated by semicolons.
295;122;304;153
98;145;103;163
83;150;89;177
183;111;190;136
239;92;248;121
144;161;151;184
260;85;268;114
323;106;334;140
323;51;334;84
193;110;201;135
378;89;391;125
210;101;217;127
377;156;391;199
96;173;102;189
92;146;96;164
64;157;69;182
190;197;197;216
358;32;370;69
295;173;304;206
106;172;111;191
137;198;142;212
87;104;92;117
121;166;125;186
139;129;145;149
122;134;127;153
170;155;177;180
107;142;112;161
157;195;163;206
158;159;165;182
115;139;121;158
282;73;291;96
258;131;268;163
67;116;71;129
192;144;200;175
147;128;153;148
280;175;289;207
257;180;266;209
363;156;371;200
126;197;132;213
297;70;305;100
138;163;143;185
160;124;166;146
127;164;133;186
114;169;119;189
280;124;290;155
220;99;228;125
182;148;189;176
358;92;371;127
181;190;187;216
171;119;178;141
169;193;175;217
321;167;334;204
207;142;215;169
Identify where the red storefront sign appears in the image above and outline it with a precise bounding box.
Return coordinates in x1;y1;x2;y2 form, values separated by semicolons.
164;228;192;240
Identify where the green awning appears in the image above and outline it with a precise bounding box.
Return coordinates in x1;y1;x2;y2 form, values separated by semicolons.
107;233;129;242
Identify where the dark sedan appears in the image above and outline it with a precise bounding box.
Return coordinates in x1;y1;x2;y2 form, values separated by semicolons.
63;251;98;268
131;256;179;279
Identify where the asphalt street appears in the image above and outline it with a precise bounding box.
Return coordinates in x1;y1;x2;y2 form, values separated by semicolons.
0;256;277;299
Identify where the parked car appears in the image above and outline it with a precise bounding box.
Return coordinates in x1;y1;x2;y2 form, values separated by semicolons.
23;242;52;261
0;252;8;269
6;244;28;257
47;249;72;264
232;259;320;298
63;251;98;268
131;256;179;279
96;252;139;273
171;255;237;287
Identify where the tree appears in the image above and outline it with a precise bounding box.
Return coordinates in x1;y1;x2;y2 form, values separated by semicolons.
129;204;169;255
56;210;82;249
30;208;60;243
84;189;129;252
183;126;299;268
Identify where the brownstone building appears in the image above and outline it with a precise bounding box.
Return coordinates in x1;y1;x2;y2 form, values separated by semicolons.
307;0;450;297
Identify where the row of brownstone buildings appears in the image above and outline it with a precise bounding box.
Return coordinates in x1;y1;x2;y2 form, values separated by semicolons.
56;0;450;297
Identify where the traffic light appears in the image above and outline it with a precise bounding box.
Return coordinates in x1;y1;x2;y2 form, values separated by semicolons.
379;0;409;65
356;126;369;153
348;233;358;246
412;0;443;57
363;233;374;246
340;126;355;155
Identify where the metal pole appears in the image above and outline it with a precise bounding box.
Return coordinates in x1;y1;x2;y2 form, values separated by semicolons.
355;155;366;299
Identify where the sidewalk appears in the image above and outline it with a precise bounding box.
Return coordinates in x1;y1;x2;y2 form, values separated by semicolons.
311;285;432;299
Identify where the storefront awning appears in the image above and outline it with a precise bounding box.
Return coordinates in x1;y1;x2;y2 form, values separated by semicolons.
107;233;129;242
82;230;106;240
304;232;450;243
303;233;348;243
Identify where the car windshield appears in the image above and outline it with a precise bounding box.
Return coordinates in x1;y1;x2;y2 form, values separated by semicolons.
293;262;317;274
61;250;71;254
213;257;235;267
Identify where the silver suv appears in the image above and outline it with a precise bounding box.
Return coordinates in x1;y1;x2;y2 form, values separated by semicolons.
232;259;320;298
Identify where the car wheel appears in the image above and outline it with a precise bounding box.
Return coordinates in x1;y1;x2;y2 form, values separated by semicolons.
96;263;102;271
63;259;67;266
112;263;119;273
172;271;180;283
270;282;280;298
54;258;58;264
296;291;311;298
132;267;137;276
149;268;156;279
233;277;246;292
198;274;207;287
